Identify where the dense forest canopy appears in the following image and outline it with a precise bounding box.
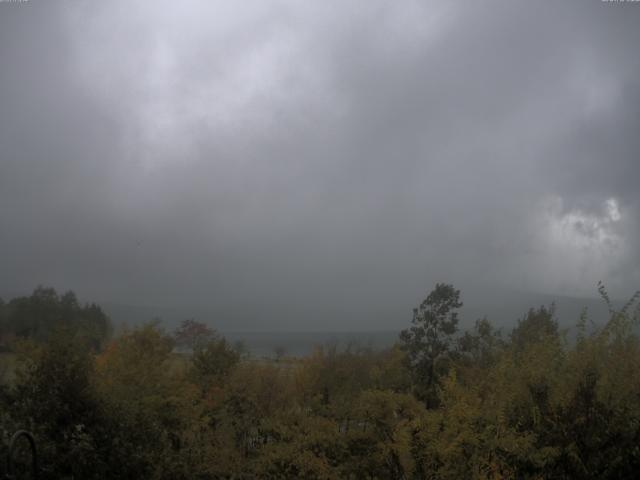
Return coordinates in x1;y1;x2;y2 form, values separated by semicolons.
1;284;640;479
0;287;112;350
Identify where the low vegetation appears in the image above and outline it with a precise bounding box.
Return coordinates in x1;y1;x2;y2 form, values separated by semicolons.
1;284;640;479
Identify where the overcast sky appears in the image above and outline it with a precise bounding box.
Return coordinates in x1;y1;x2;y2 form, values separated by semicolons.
1;1;639;330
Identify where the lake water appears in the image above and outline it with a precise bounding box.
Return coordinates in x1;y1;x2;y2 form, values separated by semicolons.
221;330;400;358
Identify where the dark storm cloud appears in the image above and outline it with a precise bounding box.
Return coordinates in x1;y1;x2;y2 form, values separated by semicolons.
1;0;639;329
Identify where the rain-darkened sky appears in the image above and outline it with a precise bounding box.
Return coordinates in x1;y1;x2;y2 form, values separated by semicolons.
1;1;639;330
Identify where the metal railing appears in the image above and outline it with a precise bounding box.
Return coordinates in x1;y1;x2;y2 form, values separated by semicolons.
5;430;38;480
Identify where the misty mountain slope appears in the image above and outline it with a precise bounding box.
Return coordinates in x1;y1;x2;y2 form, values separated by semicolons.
102;289;616;331
98;289;621;356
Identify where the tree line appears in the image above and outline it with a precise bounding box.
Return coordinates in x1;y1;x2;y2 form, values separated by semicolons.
1;283;640;479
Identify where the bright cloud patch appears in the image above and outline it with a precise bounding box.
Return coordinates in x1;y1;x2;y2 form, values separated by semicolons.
522;195;628;295
545;196;622;252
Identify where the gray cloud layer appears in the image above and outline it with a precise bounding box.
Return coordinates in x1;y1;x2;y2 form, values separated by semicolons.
1;1;639;329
